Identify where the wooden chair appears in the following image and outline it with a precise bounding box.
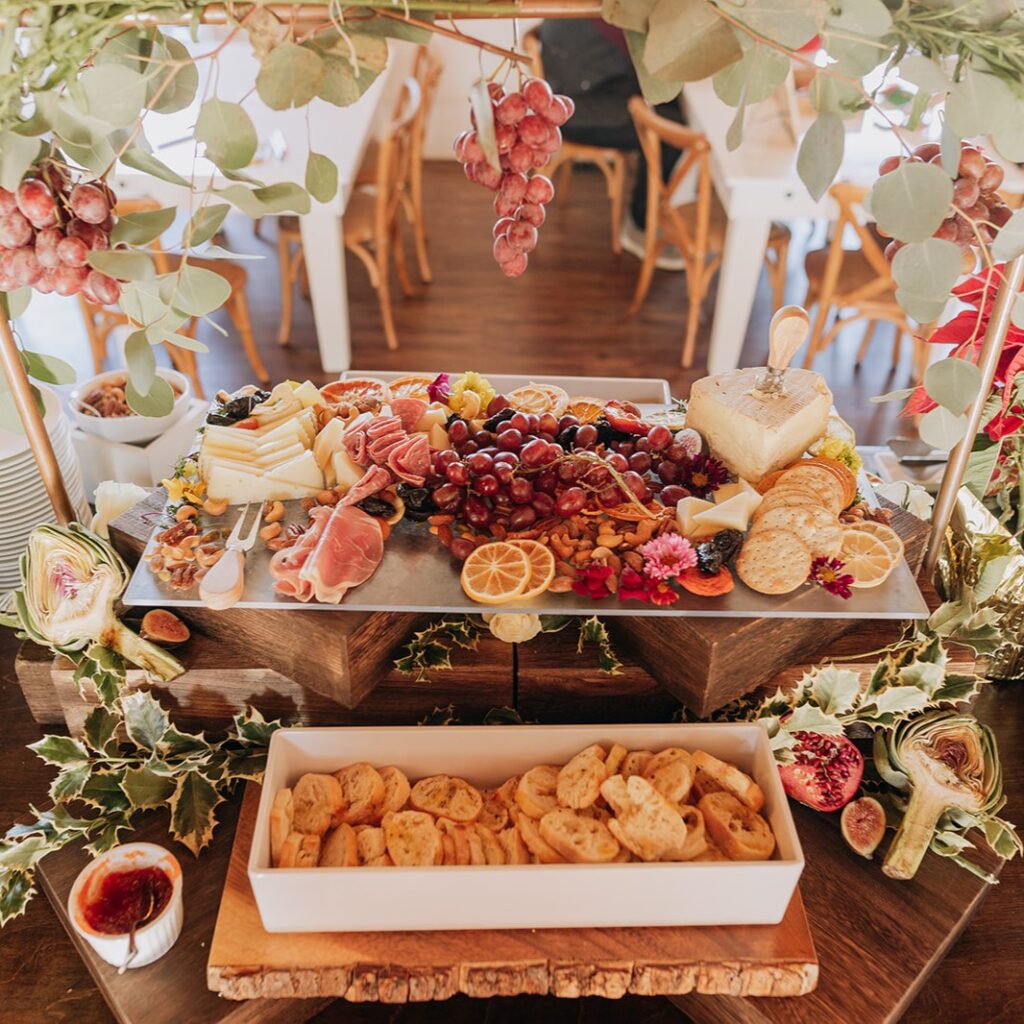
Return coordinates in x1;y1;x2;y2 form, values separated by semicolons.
627;98;791;367
802;182;930;381
523;28;627;254
78;199;269;398
277;77;426;349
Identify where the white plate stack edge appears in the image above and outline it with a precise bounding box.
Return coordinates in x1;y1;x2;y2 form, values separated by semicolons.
0;386;90;594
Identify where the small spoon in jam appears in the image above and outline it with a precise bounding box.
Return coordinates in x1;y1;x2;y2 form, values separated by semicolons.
117;886;156;975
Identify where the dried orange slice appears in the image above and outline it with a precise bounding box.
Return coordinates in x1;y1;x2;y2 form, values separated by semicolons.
508;539;556;599
581;501;666;521
460;542;531;604
565;396;605;424
508;382;570;417
320;376;392;405
679;566;734;597
387;375;434;401
839;530;895;588
844;520;904;563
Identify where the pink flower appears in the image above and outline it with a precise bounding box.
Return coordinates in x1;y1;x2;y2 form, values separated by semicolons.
427;372;451;403
639;533;697;581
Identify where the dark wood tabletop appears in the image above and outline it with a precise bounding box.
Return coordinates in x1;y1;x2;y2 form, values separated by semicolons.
1;626;1021;1024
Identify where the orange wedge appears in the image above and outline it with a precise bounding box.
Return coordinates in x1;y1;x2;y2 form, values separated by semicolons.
387;374;434;401
460;542;532;604
508;539;556;599
508;382;570;417
839;529;896;588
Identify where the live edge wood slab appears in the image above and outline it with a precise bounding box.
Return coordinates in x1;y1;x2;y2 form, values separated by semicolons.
207;786;817;1003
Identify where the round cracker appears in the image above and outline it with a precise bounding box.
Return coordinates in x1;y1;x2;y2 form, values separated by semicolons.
799;457;858;506
750;506;843;558
736;529;812;595
756;488;823;513
778;466;844;513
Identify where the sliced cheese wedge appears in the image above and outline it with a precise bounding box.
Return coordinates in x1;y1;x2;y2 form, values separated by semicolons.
332;448;367;494
676;496;714;537
416;406;448;433
713;478;762;518
313;417;347;470
205;464;319;504
264;450;323;490
293;380;321;408
694;493;755;533
428;420;450;450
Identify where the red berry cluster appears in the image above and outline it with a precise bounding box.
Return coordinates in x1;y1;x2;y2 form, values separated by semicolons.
0;163;121;303
453;78;574;277
878;142;1012;262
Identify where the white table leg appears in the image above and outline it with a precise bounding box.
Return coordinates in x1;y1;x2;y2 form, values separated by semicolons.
299;212;350;374
707;216;772;374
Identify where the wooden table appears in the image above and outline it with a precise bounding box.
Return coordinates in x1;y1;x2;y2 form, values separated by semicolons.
2;623;1021;1023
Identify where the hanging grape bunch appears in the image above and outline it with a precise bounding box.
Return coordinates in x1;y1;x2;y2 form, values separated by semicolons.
0;163;121;304
878;141;1011;266
452;77;574;278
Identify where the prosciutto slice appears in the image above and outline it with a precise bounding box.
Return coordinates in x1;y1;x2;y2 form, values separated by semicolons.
268;506;332;602
298;505;383;604
339;464;392;507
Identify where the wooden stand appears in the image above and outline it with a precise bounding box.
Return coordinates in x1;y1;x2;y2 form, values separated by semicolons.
207;787;817;1002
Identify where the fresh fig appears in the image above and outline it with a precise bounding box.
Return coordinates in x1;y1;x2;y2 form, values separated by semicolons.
840;796;886;859
778;731;864;812
140;609;190;646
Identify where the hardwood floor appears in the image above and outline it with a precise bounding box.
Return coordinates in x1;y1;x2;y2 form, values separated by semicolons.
20;161;920;448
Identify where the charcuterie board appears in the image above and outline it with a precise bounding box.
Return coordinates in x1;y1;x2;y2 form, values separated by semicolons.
123;372;928;620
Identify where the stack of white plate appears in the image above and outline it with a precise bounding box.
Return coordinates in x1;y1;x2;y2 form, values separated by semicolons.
1;386;90;594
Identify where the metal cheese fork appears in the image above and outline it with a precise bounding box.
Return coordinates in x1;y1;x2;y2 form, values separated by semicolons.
198;503;261;610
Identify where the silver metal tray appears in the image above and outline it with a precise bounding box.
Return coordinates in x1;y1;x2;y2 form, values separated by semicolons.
122;373;930;620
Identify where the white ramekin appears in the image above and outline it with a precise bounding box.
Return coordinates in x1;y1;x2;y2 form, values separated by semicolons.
67;842;184;969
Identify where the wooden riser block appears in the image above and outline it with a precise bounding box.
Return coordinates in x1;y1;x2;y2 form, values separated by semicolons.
207;785;818;1003
108;491;424;710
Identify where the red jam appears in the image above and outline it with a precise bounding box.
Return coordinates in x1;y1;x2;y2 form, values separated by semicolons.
82;866;172;935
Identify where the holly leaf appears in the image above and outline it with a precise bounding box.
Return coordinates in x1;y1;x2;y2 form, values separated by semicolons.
932;674;983;705
122;766;176;809
49;764;92;803
0;870;33;925
83;706;120;756
79;771;130;814
232;707;283;746
577;616;623;675
809;665;861;714
0;836;51;872
168;771;223;855
222;749;269;782
783;703;845;734
896;660;946;696
121;690;170;751
28;735;89;768
84;814;134;857
160;726;214;757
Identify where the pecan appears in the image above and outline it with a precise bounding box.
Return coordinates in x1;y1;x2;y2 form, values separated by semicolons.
155;521;199;546
169;563;200;590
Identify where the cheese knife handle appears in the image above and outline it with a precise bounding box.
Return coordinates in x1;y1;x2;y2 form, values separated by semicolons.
198;547;246;610
768;305;811;372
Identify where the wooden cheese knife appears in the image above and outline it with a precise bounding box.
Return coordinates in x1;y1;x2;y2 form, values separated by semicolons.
198;504;261;610
757;305;811;397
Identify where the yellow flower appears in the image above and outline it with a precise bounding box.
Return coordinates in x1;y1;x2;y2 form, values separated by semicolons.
448;371;495;417
813;435;863;473
161;476;187;503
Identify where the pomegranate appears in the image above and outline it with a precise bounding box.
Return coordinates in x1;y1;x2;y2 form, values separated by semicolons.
778;731;864;812
841;796;886;859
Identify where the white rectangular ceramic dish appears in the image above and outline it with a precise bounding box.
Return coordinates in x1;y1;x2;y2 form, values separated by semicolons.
249;723;804;933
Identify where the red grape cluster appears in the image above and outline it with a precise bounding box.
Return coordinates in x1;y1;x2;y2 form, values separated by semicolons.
0;164;121;303
878;142;1012;262
453;78;573;278
425;394;706;560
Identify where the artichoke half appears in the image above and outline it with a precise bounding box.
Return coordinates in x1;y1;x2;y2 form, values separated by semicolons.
12;523;182;681
875;711;1005;880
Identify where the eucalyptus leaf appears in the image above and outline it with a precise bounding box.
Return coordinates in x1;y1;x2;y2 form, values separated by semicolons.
197;245;263;261
124;330;156;394
470;79;500;173
870;161;952;243
59;134;117;177
257;42;324;110
1012;294;1024;331
80;64;147;129
121;148;190;188
964;436;1002;502
185;203;230;247
870;386;916;403
126;375;175;417
86;250;155;282
603;0;657;31
157;331;208;353
918;405;968;451
895;287;949;325
891;238;961;302
644;0;742;82
19;349;75;386
246;4;288;57
717;0;825;50
149;37;200;115
624;30;683;105
0;131;41;192
712;41;789;107
945;67;1017;138
3;287;31;319
797;111;844;201
941;118;962;178
216;182;311;217
809;73;864;114
309;33;387;108
726;99;746;150
169;265;231;317
899;55;949;95
992;208;1024;261
110;206;176;247
924;357;982;416
195;100;257;171
305;152;338;204
349;15;433;43
992;100;1024;162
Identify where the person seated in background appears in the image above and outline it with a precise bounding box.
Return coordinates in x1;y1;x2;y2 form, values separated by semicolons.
537;20;686;269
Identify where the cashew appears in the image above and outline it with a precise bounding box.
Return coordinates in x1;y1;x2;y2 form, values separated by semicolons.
316;489;339;506
195;545;223;568
262;500;285;523
175;504;198;522
260;522;283;542
202;497;229;516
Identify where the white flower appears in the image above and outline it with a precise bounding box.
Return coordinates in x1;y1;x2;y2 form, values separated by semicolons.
483;613;543;644
874;481;935;521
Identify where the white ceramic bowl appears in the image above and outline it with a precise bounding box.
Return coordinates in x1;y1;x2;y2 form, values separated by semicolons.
69;368;191;445
67;842;184;969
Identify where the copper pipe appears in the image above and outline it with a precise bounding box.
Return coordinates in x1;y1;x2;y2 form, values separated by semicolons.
922;253;1024;577
0;317;76;526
